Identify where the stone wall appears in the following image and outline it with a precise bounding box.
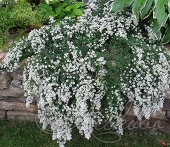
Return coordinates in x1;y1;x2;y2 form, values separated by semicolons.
0;52;170;134
0;54;37;120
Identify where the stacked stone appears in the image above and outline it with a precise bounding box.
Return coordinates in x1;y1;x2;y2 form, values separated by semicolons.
0;54;37;121
123;98;170;134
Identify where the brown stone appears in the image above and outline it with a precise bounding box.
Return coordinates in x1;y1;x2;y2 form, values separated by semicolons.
155;119;170;134
0;109;6;118
0;72;12;89
149;117;166;131
8;70;23;80
151;110;166;120
0;88;25;97
0;101;38;113
123;101;135;116
9;79;22;89
0;96;26;103
123;115;136;127
164;90;170;99
167;111;170;119
163;99;170;110
7;111;38;121
18;58;27;70
0;53;6;61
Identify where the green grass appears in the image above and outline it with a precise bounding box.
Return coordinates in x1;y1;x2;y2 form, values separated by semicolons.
0;119;170;147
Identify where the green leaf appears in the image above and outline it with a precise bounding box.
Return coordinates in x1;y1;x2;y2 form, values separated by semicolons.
47;10;56;17
64;0;71;5
163;26;170;43
132;0;147;20
55;21;61;26
152;21;161;40
153;0;168;27
53;2;60;8
65;5;72;11
66;12;75;18
111;0;134;13
39;4;52;11
71;9;83;16
71;2;84;9
55;3;67;15
141;0;154;19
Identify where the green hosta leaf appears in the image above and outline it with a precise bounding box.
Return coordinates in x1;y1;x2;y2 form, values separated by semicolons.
152;21;161;40
163;26;170;43
53;2;60;8
39;4;52;11
111;0;134;13
71;2;84;9
47;10;56;17
132;0;147;20
55;3;67;15
65;2;84;11
66;13;75;18
64;0;71;5
65;5;71;11
59;2;67;9
141;0;154;19
153;0;168;27
72;9;83;16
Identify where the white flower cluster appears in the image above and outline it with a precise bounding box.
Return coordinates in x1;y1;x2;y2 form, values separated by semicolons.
1;39;30;72
1;0;170;146
121;44;170;120
23;44;109;147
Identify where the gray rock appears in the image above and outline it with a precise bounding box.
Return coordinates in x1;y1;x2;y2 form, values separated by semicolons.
9;70;23;81
167;111;170;119
10;79;22;89
0;72;12;89
0;96;26;103
0;109;6;119
164;90;170;99
151;110;166;120
7;111;38;121
0;88;24;97
0;101;38;113
123;101;135;116
162;99;170;110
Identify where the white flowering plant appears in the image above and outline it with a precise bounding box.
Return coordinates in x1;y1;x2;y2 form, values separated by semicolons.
1;0;170;146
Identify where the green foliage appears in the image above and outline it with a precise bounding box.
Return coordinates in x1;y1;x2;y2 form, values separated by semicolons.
0;1;47;49
1;0;16;4
37;0;84;24
111;0;170;43
0;6;15;49
10;2;47;28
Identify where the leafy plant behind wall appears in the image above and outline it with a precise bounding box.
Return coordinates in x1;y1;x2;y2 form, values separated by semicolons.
37;0;84;24
10;1;48;28
111;0;170;43
0;5;15;49
0;0;47;51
